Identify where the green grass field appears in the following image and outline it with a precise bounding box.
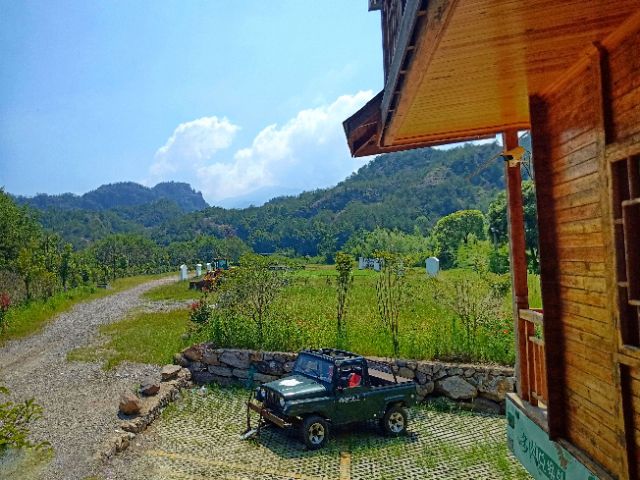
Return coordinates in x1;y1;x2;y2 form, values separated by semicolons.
142;280;200;302
68;308;196;369
81;266;541;367
1;273;171;344
266;268;537;365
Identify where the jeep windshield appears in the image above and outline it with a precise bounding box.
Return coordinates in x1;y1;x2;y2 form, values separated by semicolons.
293;354;334;383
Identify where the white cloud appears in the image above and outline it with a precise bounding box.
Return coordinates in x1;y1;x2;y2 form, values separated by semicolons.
150;116;239;176
148;91;374;205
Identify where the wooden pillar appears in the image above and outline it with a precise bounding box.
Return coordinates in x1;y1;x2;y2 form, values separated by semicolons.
503;130;531;401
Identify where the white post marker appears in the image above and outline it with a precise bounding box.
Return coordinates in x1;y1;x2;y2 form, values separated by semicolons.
179;264;188;281
206;262;212;272
195;263;202;277
426;257;440;277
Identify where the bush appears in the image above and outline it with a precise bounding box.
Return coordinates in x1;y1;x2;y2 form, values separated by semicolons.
189;297;213;325
0;386;48;452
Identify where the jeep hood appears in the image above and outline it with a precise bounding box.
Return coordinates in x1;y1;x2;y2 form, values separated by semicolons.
266;374;327;400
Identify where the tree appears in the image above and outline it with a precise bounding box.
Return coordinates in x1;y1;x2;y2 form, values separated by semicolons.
486;180;539;273
334;252;353;348
430;210;486;269
0;190;40;272
375;252;406;358
223;254;286;347
59;244;74;291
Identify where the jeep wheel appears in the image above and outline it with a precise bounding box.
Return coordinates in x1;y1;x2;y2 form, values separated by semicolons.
382;405;408;436
301;415;329;449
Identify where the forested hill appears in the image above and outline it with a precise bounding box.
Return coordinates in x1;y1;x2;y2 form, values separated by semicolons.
15;181;208;212
18;141;512;255
162;142;506;255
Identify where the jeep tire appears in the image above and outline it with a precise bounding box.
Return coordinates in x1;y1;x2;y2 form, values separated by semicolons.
381;405;408;436
301;415;329;449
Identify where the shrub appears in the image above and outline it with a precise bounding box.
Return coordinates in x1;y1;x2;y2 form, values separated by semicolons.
375;252;407;358
0;386;48;452
334;252;354;349
189;297;212;325
0;292;10;334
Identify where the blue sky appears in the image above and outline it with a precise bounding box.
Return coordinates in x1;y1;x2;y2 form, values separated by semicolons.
0;1;384;206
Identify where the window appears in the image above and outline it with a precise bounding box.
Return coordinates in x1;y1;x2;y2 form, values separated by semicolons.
612;155;640;345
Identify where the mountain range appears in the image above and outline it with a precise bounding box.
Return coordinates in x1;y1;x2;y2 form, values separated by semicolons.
14;181;208;213
13;140;523;256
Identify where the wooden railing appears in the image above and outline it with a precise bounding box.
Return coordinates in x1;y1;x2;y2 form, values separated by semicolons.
519;308;548;407
379;0;408;80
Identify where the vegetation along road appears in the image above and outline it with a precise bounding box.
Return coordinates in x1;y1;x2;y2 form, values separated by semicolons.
0;276;175;480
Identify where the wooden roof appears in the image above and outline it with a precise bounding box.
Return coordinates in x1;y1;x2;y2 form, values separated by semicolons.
345;0;639;156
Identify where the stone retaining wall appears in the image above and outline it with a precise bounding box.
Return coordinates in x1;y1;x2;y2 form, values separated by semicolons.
175;344;515;413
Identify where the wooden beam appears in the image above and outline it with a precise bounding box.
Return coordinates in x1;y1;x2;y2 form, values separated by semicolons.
503;129;531;402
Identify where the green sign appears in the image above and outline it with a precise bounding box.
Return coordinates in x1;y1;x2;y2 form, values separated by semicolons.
506;398;599;480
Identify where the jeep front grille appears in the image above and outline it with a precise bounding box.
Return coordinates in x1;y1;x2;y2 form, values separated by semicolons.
264;389;280;411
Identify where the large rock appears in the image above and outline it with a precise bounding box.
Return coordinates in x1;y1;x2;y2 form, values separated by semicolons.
472;397;503;415
254;372;279;383
173;353;189;367
478;376;515;402
257;360;283;376
398;367;415;379
119;392;142;416
161;365;182;381
207;365;233;377
416;381;435;399
182;344;203;362
220;350;251;369
139;379;160;396
435;375;477;400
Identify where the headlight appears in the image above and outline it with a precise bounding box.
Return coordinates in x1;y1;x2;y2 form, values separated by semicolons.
279;396;286;408
259;387;266;399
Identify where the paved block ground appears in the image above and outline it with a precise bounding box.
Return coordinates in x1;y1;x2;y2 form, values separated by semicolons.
104;386;531;480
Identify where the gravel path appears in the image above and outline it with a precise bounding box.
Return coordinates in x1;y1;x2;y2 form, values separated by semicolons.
0;276;179;480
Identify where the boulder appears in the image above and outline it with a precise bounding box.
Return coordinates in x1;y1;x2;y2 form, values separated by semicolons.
254;372;279;383
182;344;203;362
416;363;433;375
472;397;503;415
161;365;182;381
464;368;476;378
398;367;415;379
202;347;220;366
478;376;515;402
119;392;142;416
435;376;477;400
191;371;218;384
415;371;428;385
139;379;160;396
257;360;283;376
207;365;233;377
220;350;251;369
416;381;435;399
283;361;295;373
173;353;189;367
232;368;250;379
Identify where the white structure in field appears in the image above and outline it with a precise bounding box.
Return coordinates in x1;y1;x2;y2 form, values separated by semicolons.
179;264;188;281
206;262;212;272
195;263;202;277
358;257;382;272
426;257;440;277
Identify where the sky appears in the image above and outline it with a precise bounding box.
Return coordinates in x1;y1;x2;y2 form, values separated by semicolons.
0;1;386;207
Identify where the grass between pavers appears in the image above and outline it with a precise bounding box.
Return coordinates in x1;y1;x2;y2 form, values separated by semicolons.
153;385;530;480
142;280;200;302
0;446;54;480
68;308;198;369
1;273;172;345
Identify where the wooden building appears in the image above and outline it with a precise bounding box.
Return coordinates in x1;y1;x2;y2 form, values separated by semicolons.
344;1;640;478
